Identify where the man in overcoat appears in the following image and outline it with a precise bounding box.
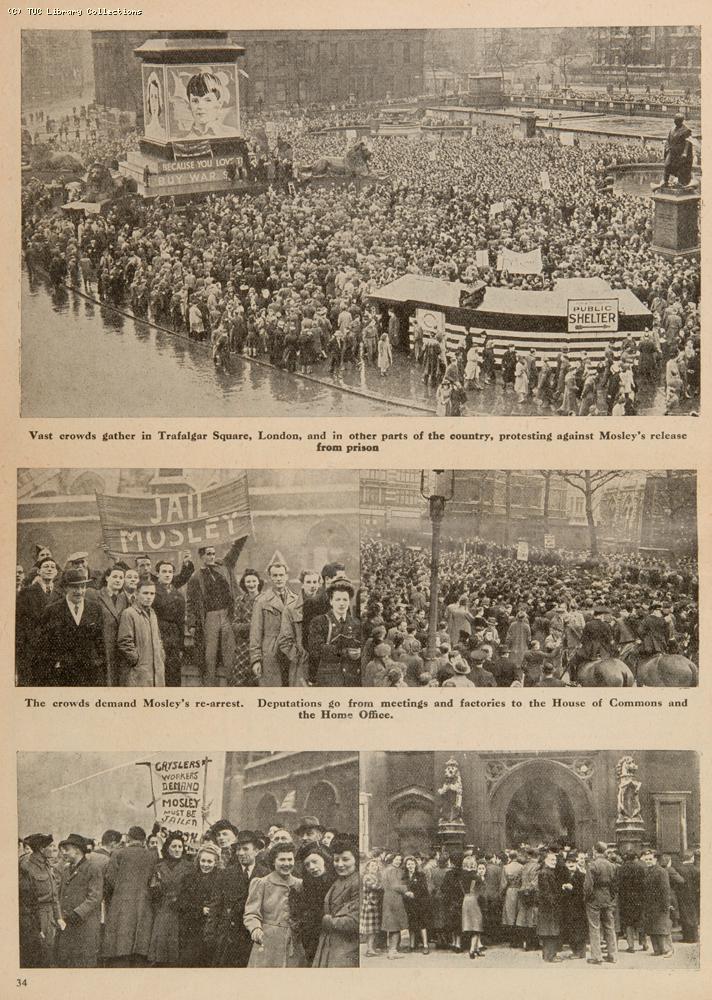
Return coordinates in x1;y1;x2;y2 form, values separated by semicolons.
537;848;563;962
116;579;165;686
55;834;103;968
206;830;270;966
152;560;187;687
673;851;700;943
16;557;58;685
96;563;129;686
36;567;105;685
276;569;321;687
640;849;674;957
250;561;300;686
102;826;156;966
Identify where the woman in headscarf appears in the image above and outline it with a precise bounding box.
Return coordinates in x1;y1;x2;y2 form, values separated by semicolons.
177;841;221;967
147;832;192;966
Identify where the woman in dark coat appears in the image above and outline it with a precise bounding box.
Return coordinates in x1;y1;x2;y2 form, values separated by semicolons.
177;842;221;967
297;846;336;966
440;853;466;951
537;850;562;962
147;832;193;966
559;852;587;958
403;856;432;954
230;569;263;686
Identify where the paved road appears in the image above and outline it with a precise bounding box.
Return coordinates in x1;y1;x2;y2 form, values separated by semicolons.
361;938;699;969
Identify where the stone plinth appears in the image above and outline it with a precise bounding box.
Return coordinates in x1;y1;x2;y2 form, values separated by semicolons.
126;30;246;198
651;188;701;257
520;112;538;138
616;817;646;856
437;820;467;854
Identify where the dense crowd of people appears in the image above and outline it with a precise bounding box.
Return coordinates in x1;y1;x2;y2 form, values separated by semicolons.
16;542;360;688
21;105;700;414
360;840;699;962
359;539;698;687
19;812;358;968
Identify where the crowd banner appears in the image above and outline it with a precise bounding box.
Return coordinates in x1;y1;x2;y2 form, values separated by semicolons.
501;247;543;275
145;756;211;843
488;201;505;218
516;540;530;562
475;249;490;268
539;169;551;191
95;473;252;556
543;534;556;549
567;298;620;333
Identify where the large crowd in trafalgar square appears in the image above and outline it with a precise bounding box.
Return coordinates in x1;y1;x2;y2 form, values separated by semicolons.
20;27;700;417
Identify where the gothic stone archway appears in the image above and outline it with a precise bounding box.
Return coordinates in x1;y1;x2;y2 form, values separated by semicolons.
485;758;595;851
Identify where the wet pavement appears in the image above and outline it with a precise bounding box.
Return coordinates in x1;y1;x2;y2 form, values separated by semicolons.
21;270;685;418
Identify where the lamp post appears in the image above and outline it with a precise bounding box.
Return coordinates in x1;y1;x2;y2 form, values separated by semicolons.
421;470;456;667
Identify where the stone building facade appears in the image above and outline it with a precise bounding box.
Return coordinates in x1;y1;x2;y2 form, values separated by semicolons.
361;751;699;860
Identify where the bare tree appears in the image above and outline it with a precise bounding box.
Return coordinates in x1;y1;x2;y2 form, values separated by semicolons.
538;471;557;533
503;470;513;546
559;471;623;554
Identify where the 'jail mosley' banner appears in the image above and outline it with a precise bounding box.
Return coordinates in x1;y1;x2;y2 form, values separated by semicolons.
95;474;252;557
151;756;211;842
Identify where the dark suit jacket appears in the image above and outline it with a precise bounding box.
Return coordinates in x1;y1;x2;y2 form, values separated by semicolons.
37;598;105;686
97;588;129;686
16;582;55;684
152;583;186;649
206;860;270;967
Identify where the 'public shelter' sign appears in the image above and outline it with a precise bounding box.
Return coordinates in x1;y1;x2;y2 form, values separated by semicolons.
567;298;619;334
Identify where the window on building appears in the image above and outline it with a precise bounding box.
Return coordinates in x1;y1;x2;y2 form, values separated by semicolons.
403;42;411;63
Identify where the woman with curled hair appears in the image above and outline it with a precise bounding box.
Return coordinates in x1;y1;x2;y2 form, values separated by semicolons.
243;839;306;967
230;569;263;686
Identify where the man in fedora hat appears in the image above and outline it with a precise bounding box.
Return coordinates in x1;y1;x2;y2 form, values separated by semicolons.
441;652;474;687
295;816;325;846
307;577;361;686
36;567;105;685
206;829;269;967
19;833;60;966
55;834;103;967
